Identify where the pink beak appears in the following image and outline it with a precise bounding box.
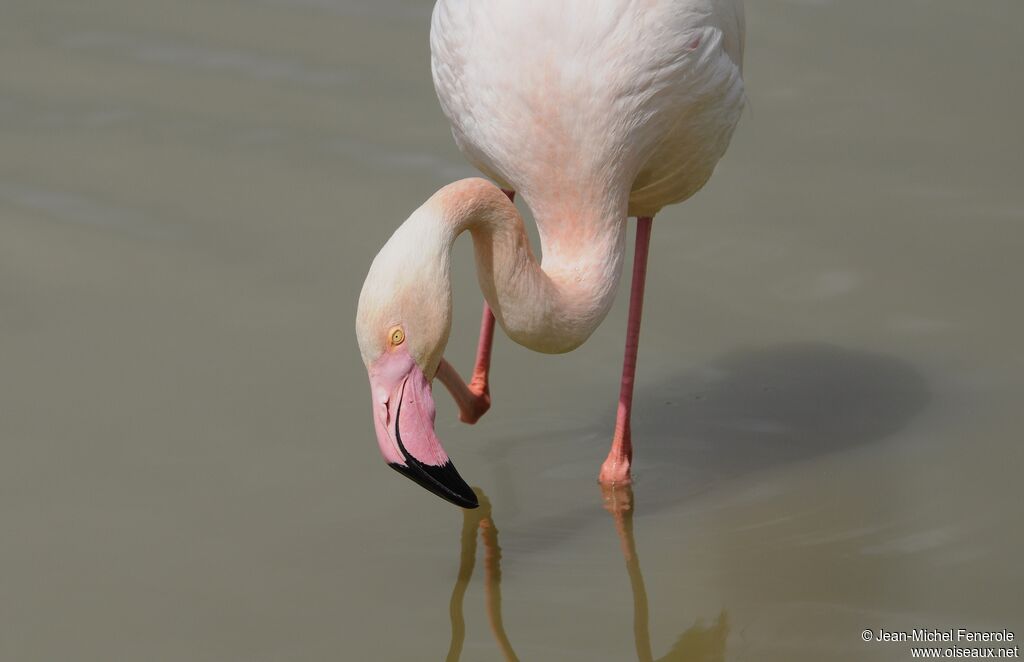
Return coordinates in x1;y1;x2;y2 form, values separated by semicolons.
368;346;478;509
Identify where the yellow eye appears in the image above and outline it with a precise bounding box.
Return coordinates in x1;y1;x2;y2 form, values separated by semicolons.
389;326;405;346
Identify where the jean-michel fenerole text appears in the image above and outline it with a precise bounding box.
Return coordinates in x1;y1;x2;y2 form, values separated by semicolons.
874;629;1015;643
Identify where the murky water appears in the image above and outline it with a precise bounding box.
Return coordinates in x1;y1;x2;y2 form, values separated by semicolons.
2;1;1022;660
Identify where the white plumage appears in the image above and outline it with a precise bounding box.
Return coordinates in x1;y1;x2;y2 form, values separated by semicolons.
431;0;746;219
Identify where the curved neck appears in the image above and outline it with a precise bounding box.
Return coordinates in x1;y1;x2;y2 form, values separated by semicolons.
428;178;626;354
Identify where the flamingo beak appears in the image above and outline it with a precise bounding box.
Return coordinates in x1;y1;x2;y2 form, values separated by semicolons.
368;347;478;509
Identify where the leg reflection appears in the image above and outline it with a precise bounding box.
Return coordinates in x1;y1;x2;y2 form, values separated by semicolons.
603;484;654;662
445;494;479;662
601;484;730;662
446;488;520;662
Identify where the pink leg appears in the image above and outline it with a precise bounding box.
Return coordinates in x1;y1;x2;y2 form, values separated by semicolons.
599;216;654;485
468;302;496;402
436;189;514;425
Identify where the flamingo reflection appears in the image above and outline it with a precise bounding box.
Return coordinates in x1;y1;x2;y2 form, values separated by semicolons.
446;488;519;662
602;484;729;662
447;486;728;661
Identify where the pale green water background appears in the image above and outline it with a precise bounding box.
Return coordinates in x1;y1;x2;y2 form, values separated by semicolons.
2;1;1022;661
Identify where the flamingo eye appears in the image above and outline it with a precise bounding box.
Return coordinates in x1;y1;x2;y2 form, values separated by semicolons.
389;326;405;346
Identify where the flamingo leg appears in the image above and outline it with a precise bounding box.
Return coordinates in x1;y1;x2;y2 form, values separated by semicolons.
436;189;514;425
599;216;654;485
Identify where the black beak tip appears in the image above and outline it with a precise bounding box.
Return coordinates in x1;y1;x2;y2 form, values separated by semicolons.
389;461;479;509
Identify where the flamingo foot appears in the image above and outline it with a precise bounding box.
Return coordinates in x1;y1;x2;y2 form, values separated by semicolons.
599;437;633;486
435;358;491;425
458;377;491;425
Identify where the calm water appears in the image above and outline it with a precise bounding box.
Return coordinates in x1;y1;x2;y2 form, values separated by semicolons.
2;1;1022;660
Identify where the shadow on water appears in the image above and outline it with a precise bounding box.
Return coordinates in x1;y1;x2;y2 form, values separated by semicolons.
446;486;729;662
458;343;931;572
610;342;930;495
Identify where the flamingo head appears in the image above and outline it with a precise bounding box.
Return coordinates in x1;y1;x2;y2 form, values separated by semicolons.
354;205;478;509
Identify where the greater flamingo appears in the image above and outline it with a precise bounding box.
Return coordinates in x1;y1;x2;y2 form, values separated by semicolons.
356;0;746;508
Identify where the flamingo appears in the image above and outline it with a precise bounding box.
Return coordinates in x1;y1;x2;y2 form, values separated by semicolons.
356;0;746;508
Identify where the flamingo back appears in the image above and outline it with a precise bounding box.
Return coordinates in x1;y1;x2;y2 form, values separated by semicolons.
430;0;746;220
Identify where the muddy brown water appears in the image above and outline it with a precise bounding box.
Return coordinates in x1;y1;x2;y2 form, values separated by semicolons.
2;1;1022;660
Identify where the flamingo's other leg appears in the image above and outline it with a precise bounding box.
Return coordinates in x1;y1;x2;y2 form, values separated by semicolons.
599;216;654;485
435;189;515;425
